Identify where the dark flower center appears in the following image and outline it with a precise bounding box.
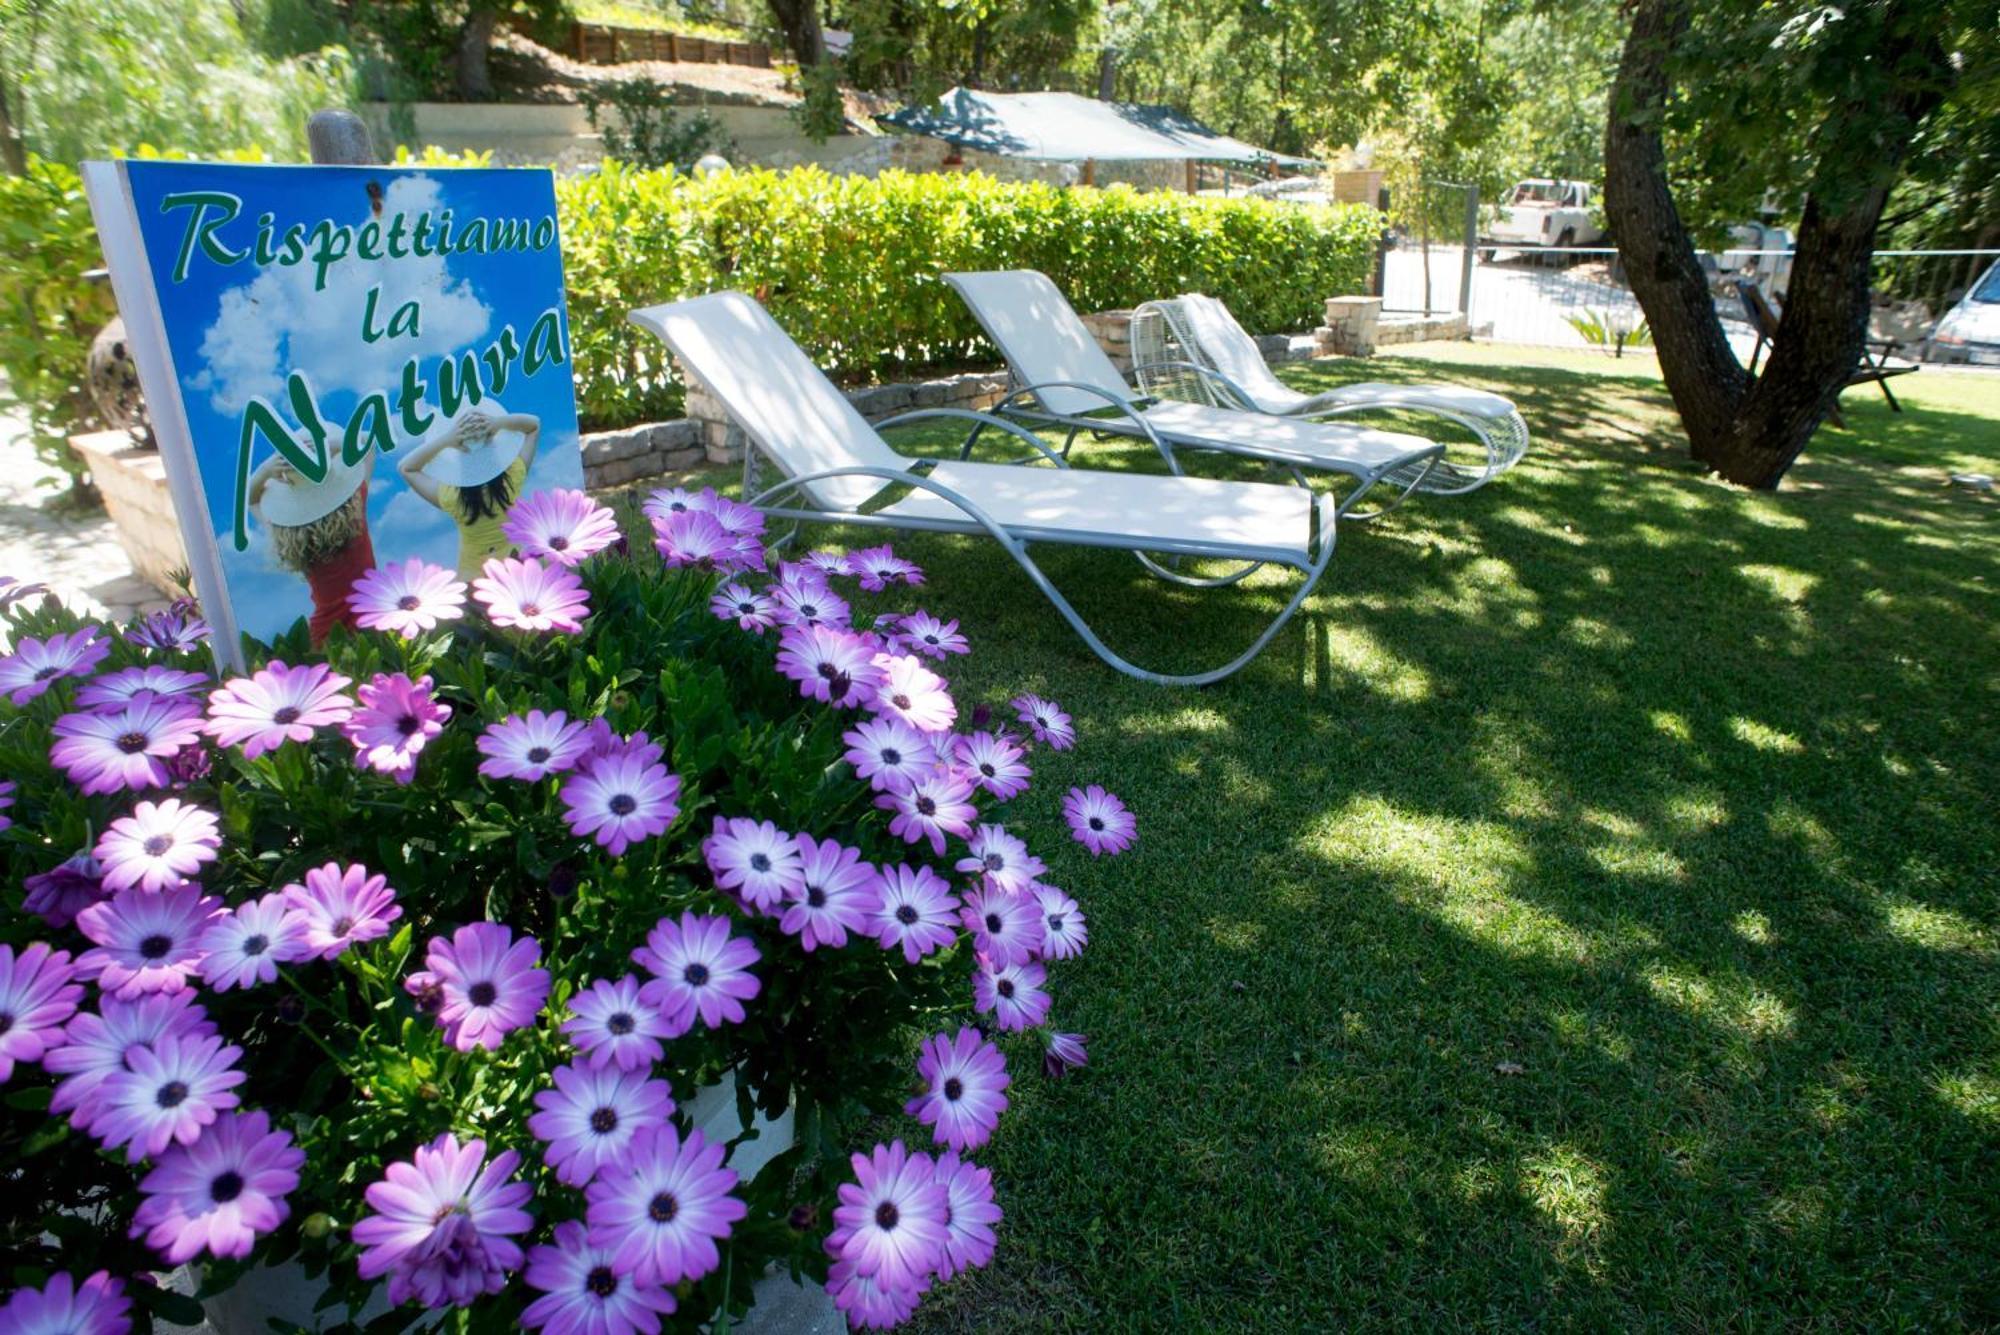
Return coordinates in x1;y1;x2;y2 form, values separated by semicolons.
241;933;269;956
683;963;710;987
586;1266;618;1298
117;731;151;754
892;694;912;711
467;980;498;1007
590;1106;619;1134
142;835;173;857
924;635;940;646
996;978;1016;999
943;1077;964;1101
915;797;937;816
156;1080;189;1108
0;1013;12;1036
799;603;820;619
606;1011;635;1035
649;1192;679;1223
139;933;173;960
1048;915;1065;933
895;904;919;925
608;794;637;816
980;763;996;777
1090;817;1106;831
210;1171;245;1203
549;535;570;551
271;706;301;725
984;912;1004;933
880;747;902;766
33;665;62;681
397;594;421;611
983;853;1006;873
526;746;552;764
519;603;541;618
749;852;772;873
331;916;355;937
396;714;422;736
806;884;826;908
737;601;756;615
875;1201;900;1231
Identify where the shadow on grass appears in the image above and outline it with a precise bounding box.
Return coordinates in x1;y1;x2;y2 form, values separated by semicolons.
647;354;2000;1328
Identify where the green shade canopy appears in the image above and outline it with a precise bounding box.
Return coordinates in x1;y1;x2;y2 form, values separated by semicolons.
879;88;1319;168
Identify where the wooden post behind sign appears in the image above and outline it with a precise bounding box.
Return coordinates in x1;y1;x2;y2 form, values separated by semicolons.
1082;158;1096;187
307;109;377;167
1185;159;1197;195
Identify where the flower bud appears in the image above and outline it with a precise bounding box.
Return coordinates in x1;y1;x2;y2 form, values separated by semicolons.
275;993;307;1025
547;862;579;901
301;1212;334;1239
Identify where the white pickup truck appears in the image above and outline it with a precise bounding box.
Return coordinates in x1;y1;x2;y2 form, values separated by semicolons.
1479;179;1607;258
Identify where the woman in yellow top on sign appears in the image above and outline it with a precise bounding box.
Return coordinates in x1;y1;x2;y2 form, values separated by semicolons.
397;402;541;580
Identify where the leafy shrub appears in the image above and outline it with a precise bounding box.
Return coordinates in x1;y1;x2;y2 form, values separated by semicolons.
1564;306;1654;357
580;76;732;171
0;488;1116;1327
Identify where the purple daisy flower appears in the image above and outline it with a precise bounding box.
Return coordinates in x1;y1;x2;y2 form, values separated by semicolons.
702;816;804;915
204;661;353;758
0;1271;130;1335
196;893;310;991
562;751;681;856
415;922;551;1052
951;730;1031;801
579;721;663;767
849;544;924;592
1064;784;1136;855
523;1219;678;1335
281;861;401;960
504;489;620;566
709;582;779;634
799;549;852;578
353;1134;534;1309
76;885;221;999
639;485;703;522
775;624;878;708
0;627;110;705
973;958;1052;1032
780;835;878;951
867;652;956;735
892;609;969;659
93;798;221;893
478;709;591;782
867;864;961;963
832;1140;949;1292
0;944;83;1082
342;672;450;784
770;576;851;630
0;779;11;832
650;509;735;570
907;1027;1009;1154
1011;693;1077;751
74;665;209;711
875;767;977;857
94;1030;244;1162
126;603;210;652
959;884;1047;969
584;1124;745;1286
562;974;674;1072
47;992;215;1130
826;1256;927;1331
706;493;765;539
954;824;1047;897
1034;883;1089;960
0;576;49;611
348;557;468;636
932;1150;1001;1279
631;912;761;1032
529;1060;676;1188
49;696;203;795
131;1109;304;1263
473;556;591;634
22;852;111;930
1042;1030;1089;1078
840;716;938;794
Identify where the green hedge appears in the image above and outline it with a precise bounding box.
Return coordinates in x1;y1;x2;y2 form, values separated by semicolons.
0;157;1380;463
560;163;1381;428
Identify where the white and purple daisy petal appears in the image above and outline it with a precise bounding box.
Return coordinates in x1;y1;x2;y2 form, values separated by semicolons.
562;752;681;856
522;1219;678;1335
562;974;676;1070
584;1124;745;1286
47;992;216;1130
1034;883;1089;960
473;556;591;633
49;696;203;795
799;549;852;578
701;816;803;915
832;1140;948;1291
417;922;551;1052
932;1150;1001;1278
530;1060;676;1188
840;716;938;794
780;835;878;951
770;577;851;630
348;558;467;637
650;510;735;570
826;1256;927;1331
22;852;110;931
204;661;354;758
1011;693;1076;750
973;957;1052;1032
94;1030;245;1162
875;768;977;857
849;545;924;592
959;884;1047;969
281;861;401;960
867;864;961;964
906;1027;1009;1154
93;798;221;893
503;489;620;566
132;1109;304;1263
196;893;310;991
775;624;878;708
952;730;1031;801
353;1134;533;1310
126;604;210;652
477;709;591;782
954;824;1047;897
0;1271;130;1335
0;944;84;1082
341;672;450;784
1042;1030;1089;1078
74;665;209;711
0;627;110;705
709;582;779;634
75;885;222;998
867;652;956;734
892;609;969;659
1064;784;1136;856
631;912;761;1032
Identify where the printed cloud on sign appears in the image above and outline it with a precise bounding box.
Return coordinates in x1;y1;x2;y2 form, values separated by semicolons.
190;175;492;432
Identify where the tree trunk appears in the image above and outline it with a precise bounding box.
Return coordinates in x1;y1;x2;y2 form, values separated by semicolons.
455;5;502;101
765;0;825;68
1096;46;1116;100
1603;0;1951;488
0;68;27;175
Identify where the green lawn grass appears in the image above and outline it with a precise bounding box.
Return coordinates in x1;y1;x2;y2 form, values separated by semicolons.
682;348;2000;1327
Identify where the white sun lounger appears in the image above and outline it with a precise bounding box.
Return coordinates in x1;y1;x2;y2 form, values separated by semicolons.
628;291;1343;687
1131;292;1530;493
942;270;1448;519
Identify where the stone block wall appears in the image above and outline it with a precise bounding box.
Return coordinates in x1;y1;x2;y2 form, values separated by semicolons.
1077;309;1137;373
1316;295;1383;356
69;431;189;597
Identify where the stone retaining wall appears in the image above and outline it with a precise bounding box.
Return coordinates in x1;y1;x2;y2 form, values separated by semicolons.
69;430;189;594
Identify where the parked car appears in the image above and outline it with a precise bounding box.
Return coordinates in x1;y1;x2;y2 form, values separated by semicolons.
1926;259;2000;365
1479;179;1607;259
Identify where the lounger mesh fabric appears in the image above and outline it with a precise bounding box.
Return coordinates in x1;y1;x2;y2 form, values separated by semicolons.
626;290;1338;687
1130;293;1531;494
943;270;1445;515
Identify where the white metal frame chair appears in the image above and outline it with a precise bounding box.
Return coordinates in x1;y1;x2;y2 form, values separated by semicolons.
628;291;1345;687
1129;293;1530;495
941;270;1446;521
